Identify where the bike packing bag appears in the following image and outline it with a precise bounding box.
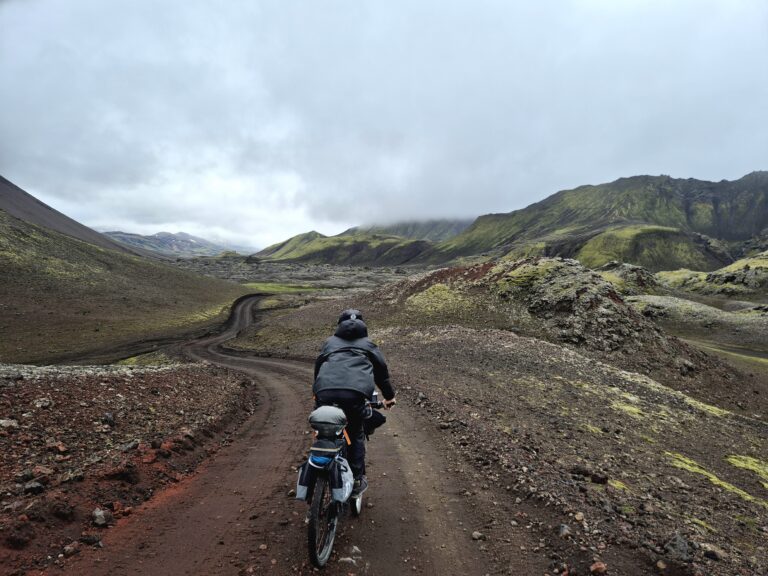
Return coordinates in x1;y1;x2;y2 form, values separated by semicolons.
308;438;342;468
363;408;386;437
295;461;317;501
331;456;354;502
309;405;347;440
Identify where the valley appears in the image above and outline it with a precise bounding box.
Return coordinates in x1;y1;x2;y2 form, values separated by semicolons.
1;174;767;576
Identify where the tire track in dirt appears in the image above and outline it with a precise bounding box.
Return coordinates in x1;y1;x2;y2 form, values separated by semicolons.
54;297;544;575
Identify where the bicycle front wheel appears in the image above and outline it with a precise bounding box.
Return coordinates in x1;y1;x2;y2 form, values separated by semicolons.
307;475;339;567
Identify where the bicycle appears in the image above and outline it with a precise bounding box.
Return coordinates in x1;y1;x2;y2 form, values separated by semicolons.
296;395;389;568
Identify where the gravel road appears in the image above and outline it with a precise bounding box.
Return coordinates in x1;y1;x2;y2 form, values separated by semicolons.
56;297;520;575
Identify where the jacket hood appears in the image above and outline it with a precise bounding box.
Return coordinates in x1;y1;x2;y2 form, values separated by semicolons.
335;318;368;340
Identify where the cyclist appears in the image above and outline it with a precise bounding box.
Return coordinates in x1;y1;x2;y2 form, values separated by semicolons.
313;309;396;496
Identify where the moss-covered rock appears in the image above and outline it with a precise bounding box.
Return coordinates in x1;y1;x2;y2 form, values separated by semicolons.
656;250;768;299
594;261;661;295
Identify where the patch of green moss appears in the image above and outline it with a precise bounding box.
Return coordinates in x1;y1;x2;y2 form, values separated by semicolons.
666;452;768;508
494;260;559;293
612;401;645;418
689;517;716;532
117;350;177;366
241;282;319;294
597;271;627;291
257;297;285;310
654;269;708;289
583;424;603;434
500;242;548;260
405;283;471;315
684;397;730;418
609;479;630;491
727;455;768;488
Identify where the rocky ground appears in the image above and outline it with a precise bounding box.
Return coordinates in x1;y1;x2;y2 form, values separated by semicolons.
226;258;768;575
0;362;257;574
171;253;416;292
5;255;768;575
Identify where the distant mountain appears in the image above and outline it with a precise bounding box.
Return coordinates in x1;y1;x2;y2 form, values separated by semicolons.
0;175;151;257
340;219;474;243
434;172;768;271
257;231;432;266
105;230;233;257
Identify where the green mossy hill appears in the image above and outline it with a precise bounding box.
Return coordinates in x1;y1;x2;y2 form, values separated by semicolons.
255;230;326;259
0;209;249;363
256;231;433;265
340;218;474;243
434;172;768;264
576;225;730;272
656;250;768;300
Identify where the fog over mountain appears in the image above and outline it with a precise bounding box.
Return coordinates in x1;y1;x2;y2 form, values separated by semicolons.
1;0;766;248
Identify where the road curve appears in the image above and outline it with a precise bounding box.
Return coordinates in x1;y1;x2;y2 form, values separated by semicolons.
58;296;495;575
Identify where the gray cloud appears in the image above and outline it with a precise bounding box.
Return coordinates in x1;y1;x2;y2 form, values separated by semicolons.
1;0;767;248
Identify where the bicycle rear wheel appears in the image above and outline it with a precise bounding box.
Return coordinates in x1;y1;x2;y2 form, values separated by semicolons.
307;475;338;567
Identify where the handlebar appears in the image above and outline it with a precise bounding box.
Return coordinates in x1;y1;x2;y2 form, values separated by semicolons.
369;392;395;410
368;399;396;410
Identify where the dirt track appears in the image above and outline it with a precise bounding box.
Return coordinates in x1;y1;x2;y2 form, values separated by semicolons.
55;297;540;575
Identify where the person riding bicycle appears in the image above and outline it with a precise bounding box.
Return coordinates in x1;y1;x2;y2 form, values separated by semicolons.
313;309;395;496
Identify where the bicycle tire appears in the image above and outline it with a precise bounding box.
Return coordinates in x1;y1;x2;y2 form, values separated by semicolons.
351;493;363;517
307;475;338;567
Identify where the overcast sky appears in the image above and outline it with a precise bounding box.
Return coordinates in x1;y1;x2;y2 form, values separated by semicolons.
1;1;767;249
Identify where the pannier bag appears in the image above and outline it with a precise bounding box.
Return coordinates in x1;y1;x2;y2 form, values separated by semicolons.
363;408;386;437
296;438;341;501
295;461;316;501
309;405;347;439
331;456;354;502
295;452;353;503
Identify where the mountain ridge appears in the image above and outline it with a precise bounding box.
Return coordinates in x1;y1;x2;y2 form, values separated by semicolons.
0;175;156;258
438;172;768;258
256;231;432;265
104;230;234;257
340;218;473;243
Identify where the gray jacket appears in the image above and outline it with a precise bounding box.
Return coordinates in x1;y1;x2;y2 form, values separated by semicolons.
313;318;394;400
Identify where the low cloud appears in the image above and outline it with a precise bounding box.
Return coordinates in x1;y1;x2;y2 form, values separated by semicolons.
2;0;767;248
